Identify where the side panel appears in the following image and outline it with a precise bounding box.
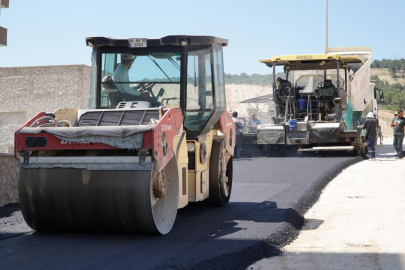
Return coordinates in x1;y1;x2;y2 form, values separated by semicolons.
349;58;373;112
257;126;285;144
172;128;188;209
309;123;341;143
150;107;183;172
187;130;215;202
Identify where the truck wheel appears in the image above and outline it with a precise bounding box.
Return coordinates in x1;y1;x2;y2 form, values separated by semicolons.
208;140;233;206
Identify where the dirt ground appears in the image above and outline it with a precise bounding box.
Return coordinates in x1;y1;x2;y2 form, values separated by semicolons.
371;68;405;85
225;84;271;116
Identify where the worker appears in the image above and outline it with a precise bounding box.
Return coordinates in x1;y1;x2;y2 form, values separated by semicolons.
359;112;379;160
247;113;261;132
390;111;398;151
232;111;245;159
276;77;291;87
276;77;292;96
391;110;405;159
113;53;149;98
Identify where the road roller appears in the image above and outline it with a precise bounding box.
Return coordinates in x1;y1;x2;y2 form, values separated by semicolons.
14;35;235;235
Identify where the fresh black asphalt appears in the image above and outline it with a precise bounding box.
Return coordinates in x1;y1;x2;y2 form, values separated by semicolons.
0;154;362;270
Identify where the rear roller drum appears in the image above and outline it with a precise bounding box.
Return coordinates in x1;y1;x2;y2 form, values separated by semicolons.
208;139;233;206
19;157;179;235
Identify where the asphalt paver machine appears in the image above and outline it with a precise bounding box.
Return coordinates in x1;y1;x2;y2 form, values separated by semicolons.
257;51;372;155
15;35;235;234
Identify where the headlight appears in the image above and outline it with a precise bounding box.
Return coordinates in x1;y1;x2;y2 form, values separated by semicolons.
187;142;195;152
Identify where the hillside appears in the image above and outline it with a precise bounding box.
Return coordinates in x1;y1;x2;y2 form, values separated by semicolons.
371;68;405;85
371;68;405;110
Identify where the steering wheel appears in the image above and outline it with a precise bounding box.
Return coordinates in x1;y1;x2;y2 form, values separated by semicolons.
137;83;156;98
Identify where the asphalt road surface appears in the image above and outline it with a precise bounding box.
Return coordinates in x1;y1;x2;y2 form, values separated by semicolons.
0;154;361;270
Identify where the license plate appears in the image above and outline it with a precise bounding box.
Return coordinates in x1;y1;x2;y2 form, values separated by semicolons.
128;38;147;48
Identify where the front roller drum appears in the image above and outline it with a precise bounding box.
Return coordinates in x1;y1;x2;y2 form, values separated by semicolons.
19;158;179;235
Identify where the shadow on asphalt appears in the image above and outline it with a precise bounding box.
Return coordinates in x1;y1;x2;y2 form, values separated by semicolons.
205;203;305;240
177;201;305;236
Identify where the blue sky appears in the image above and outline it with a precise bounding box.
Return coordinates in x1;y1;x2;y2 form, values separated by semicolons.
0;0;404;74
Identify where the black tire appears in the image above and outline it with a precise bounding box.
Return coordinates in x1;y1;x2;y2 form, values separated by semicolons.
208;140;233;206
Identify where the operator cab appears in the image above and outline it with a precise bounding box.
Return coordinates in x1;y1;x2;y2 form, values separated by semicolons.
86;36;228;138
99;51;181;108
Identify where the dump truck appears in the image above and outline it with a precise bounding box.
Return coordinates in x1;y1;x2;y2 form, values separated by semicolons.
256;47;378;155
14;35;235;235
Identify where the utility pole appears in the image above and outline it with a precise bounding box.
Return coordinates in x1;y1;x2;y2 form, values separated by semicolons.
325;0;328;50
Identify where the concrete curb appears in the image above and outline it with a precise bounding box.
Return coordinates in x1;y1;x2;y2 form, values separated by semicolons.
0;154;19;207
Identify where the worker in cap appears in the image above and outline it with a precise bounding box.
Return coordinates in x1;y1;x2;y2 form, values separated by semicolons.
247;113;261;132
359;112;379;160
391;110;405;159
113;53;149;98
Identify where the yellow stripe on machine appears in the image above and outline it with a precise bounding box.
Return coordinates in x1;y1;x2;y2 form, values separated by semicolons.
259;54;363;69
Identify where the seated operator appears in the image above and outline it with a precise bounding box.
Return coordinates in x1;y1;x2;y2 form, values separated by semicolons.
276;77;292;96
323;79;335;88
113;53;150;99
247;113;261;132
